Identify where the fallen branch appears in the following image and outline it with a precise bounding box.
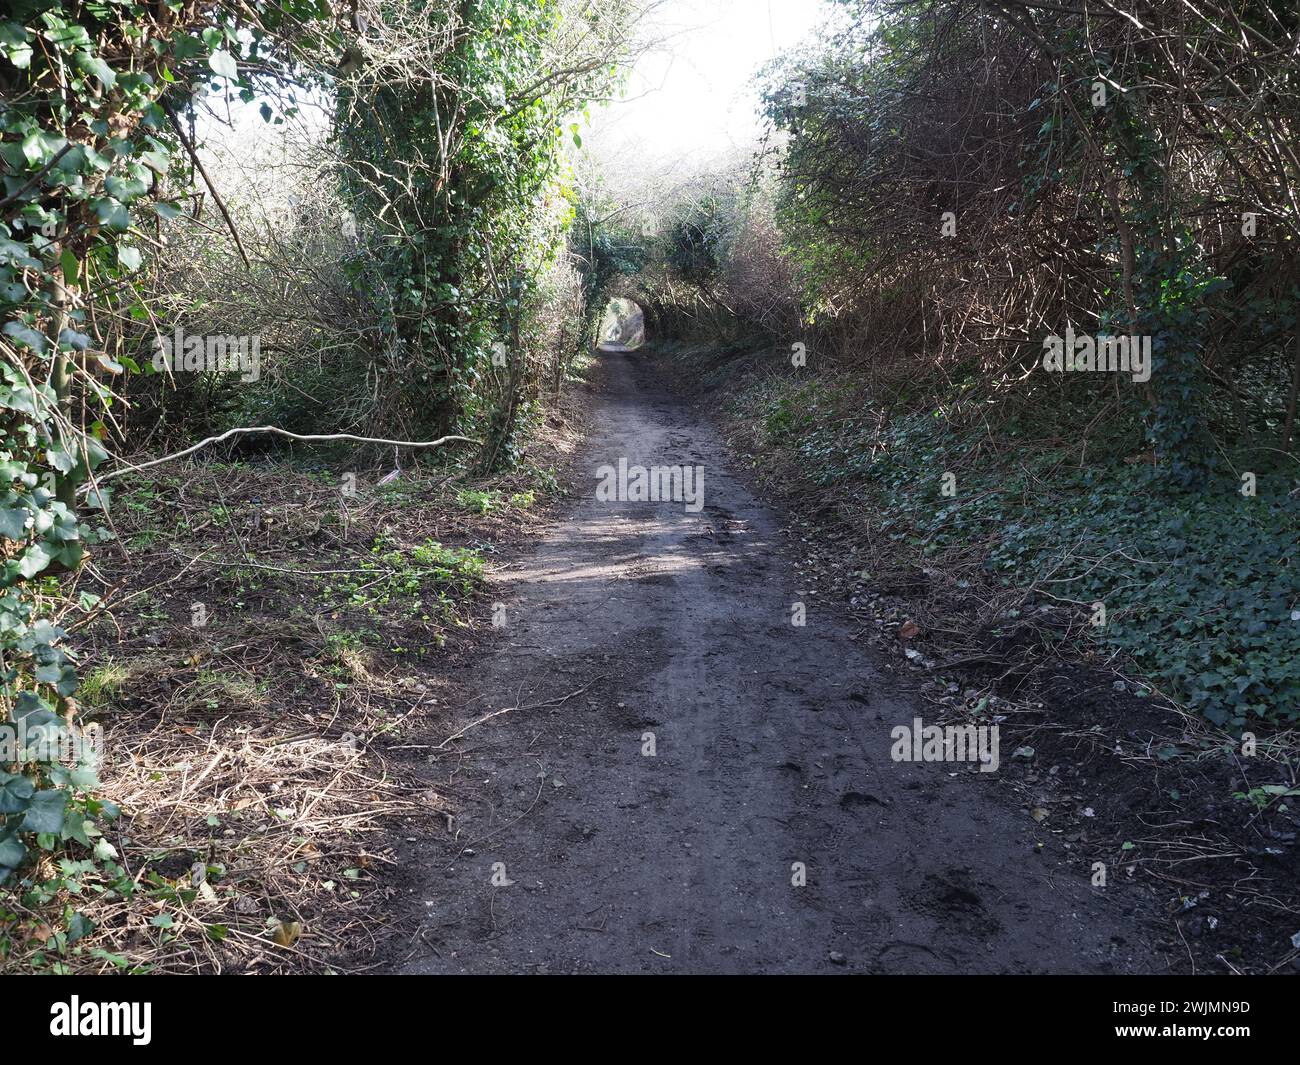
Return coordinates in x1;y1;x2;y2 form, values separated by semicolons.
94;425;479;484
393;677;609;752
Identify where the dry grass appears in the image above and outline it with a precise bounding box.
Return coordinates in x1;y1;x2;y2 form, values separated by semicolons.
1;400;583;972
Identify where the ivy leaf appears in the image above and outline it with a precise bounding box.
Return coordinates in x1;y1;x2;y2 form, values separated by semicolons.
36;659;77;695
171;33;206;61
117;245;142;272
16;541;52;578
3;321;47;355
40;19;92;52
58;327;90;351
83;484;112;512
92;198;130;232
0;831;25;876
21;131;44;165
208;49;238;80
105;172;149;202
79;434;109;473
0;505;28;540
0;22;33;68
47;447;75;474
54;540;83;570
20;789;67;834
13;692;59;730
75;52;116;91
0;771;36;814
67;912;95;945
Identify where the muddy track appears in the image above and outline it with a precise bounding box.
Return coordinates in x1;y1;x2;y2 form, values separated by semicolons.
395;350;1164;975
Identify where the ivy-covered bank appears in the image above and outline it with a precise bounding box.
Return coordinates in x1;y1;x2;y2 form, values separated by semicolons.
754;377;1300;727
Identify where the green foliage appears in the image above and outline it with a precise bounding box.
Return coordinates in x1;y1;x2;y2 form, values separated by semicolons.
729;0;1300;731
665;199;727;290
759;0;1300;469
331;536;484;619
982;470;1299;728
333;0;630;463
455;487;534;514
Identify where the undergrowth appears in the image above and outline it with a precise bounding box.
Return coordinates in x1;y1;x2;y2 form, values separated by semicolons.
0;450;563;972
747;364;1299;728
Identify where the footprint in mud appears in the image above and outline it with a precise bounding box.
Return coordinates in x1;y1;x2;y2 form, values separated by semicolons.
839;790;887;810
909;867;1003;940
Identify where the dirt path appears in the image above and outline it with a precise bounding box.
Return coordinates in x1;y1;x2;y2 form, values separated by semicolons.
397;350;1161;974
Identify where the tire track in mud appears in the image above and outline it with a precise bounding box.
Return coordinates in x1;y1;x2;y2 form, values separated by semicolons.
396;349;1162;975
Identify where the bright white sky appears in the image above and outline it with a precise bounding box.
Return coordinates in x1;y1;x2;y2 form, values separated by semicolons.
201;0;833;207
587;0;831;162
